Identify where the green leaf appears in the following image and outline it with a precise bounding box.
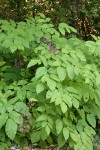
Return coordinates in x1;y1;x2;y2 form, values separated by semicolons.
0;61;5;66
63;127;69;140
9;111;22;124
36;82;45;93
96;76;100;86
0;113;8;129
81;132;93;150
52;60;61;66
29;97;38;102
5;118;17;140
47;136;53;144
83;92;89;102
0;105;6;113
27;58;38;68
17;89;26;101
35;67;47;78
59;23;67;28
73;99;79;109
17;80;28;85
87;114;96;128
76;52;86;61
69;26;77;33
6;104;13;113
91;34;97;41
22;39;29;48
78;109;85;120
50;74;60;82
74;140;83;150
51;91;62;105
45;18;51;22
63;94;72;108
47;79;56;91
14;38;23;50
45;125;50;135
36;114;47;122
46;90;52;99
36;106;46;112
7;97;19;106
58;27;65;35
59;23;71;33
60;102;67;113
70;132;79;143
37;19;46;23
56;119;63;135
31;131;40;143
10;20;16;27
58;134;66;147
85;77;90;84
57;66;66;81
39;13;46;18
42;121;47;128
65;27;70;33
14;102;29;114
2;39;12;48
74;66;80;76
39;55;47;66
67;87;78;94
67;65;74;79
10;44;17;53
41;128;48;141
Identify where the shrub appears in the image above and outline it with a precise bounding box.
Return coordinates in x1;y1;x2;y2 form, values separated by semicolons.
0;14;100;150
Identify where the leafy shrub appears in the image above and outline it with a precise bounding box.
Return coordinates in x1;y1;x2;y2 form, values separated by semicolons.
0;14;100;150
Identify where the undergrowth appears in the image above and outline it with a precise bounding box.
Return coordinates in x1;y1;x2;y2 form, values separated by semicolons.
0;13;100;150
